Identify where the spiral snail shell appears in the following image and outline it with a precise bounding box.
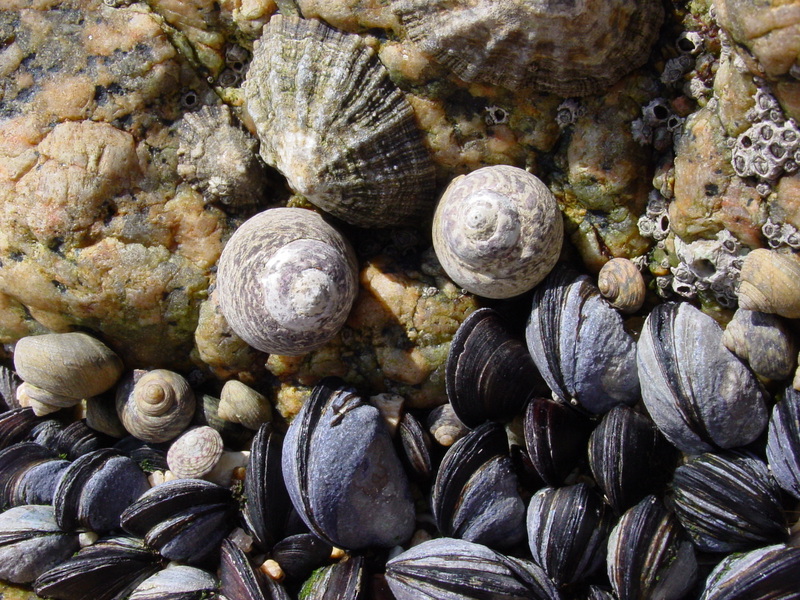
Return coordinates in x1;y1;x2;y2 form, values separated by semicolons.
737;249;800;319
216;207;358;356
432;165;563;299
115;369;196;443
598;258;646;314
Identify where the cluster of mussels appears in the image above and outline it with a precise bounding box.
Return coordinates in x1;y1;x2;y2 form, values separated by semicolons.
5;1;800;599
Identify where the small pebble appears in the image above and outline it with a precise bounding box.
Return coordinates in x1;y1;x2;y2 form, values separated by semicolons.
79;531;99;547
260;559;285;581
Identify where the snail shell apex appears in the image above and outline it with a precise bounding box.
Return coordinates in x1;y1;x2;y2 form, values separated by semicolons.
598;258;646;314
217;207;358;356
433;165;563;299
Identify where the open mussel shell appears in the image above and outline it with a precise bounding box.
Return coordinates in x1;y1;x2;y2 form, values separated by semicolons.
281;378;415;550
54;448;149;533
127;565;218;600
0;504;80;584
526;483;613;586
243;423;291;551
300;555;367;600
432;421;525;550
699;543;800;600
607;495;697;600
34;536;163;600
672;452;788;553
385;537;561;600
637;302;769;454
767;385;800;499
526;269;639;414
121;478;237;564
0;406;41;450
220;537;290;600
524;396;593;487
270;533;332;581
588;405;677;515
446;308;543;427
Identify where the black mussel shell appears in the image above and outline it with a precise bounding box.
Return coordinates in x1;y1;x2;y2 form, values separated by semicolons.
30;419;114;461
0;442;58;508
300;555;367;600
0;407;41;450
432;421;525;550
524;396;593;487
607;495;697;600
282;377;414;550
588;405;677;514
0;504;80;584
447;308;543;427
127;565;218;600
767;385;800;499
672;451;788;553
700;544;800;600
527;483;613;585
113;436;169;473
55;448;149;532
271;533;332;581
637;302;768;454
386;537;561;600
220;537;290;600
34;536;163;600
121;478;236;564
526;269;639;414
398;411;433;481
0;363;21;410
244;422;291;550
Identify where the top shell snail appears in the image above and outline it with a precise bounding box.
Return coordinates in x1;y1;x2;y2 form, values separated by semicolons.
243;14;436;228
216;207;358;356
432;165;563;299
392;0;664;96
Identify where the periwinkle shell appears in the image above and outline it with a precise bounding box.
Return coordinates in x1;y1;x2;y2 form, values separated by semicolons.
216;207;358;356
526;270;639;414
281;378;415;550
637;302;769;454
244;14;435;227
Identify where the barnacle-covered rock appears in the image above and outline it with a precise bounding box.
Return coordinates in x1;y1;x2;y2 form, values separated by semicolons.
637;302;768;454
526;270;640;414
176;104;270;208
217;208;358;356
392;0;664;96
243;14;435;227
432;165;563;299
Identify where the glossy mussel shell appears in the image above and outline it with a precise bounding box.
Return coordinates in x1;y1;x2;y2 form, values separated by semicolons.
447;308;542;427
700;544;800;600
767;385;800;499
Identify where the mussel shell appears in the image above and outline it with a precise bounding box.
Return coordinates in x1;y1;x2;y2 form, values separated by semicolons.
300;555;367;600
243;423;291;551
113;436;169;473
672;452;788;553
0;363;21;410
0;442;58;508
121;478;236;564
127;565;218;600
398;411;433;481
385;537;561;600
526;483;613;585
270;533;332;581
54;448;149;533
13;456;71;506
607;495;697;600
767;385;800;499
699;544;800;600
637;302;769;454
0;504;80;584
432;422;525;550
282;378;415;550
34;536;163;600
524;396;593;487
446;308;543;427
0;406;41;450
219;537;291;600
526;270;640;414
588;405;677;515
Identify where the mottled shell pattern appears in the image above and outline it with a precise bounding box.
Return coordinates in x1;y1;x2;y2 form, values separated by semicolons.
598;258;646;314
216;207;358;356
432;165;563;299
176;104;269;207
244;15;436;227
392;0;664;96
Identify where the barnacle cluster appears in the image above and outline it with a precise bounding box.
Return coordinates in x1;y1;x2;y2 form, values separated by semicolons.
730;88;800;181
762;218;800;250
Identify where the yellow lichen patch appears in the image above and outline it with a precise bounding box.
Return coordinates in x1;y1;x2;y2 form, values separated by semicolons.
163;189;225;270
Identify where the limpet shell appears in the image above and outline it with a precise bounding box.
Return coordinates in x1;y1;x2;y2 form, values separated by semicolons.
166;426;224;480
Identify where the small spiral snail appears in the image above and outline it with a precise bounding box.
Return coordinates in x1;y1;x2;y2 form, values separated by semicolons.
216;207;359;356
432;165;563;299
598;258;646;314
115;369;196;443
738;249;800;319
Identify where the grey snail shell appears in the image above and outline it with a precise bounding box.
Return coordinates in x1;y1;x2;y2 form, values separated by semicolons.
216;207;358;356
